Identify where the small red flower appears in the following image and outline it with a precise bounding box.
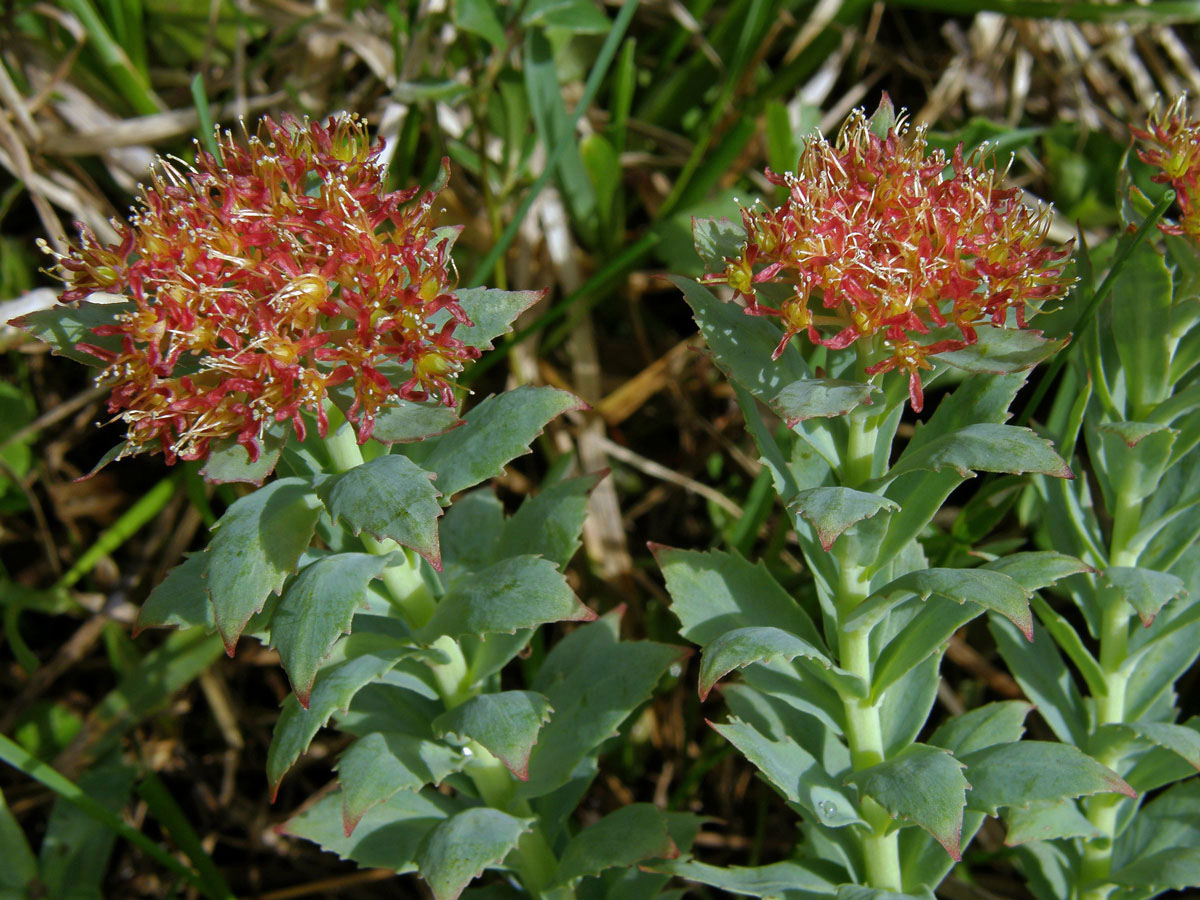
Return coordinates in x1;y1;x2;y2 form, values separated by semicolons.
702;97;1073;411
46;114;479;463
1131;97;1200;243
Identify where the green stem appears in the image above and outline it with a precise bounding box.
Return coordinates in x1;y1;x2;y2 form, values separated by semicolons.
1080;472;1139;900
835;561;902;891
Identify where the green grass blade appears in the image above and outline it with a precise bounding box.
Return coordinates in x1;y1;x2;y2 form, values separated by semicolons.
466;0;640;287
59;0;163;116
0;734;212;895
190;74;223;161
886;0;1200;24
136;772;235;900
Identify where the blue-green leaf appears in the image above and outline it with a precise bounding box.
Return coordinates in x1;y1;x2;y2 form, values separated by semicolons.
644;859;839;897
934;326;1067;375
553;804;677;885
692;217;745;271
337;732;466;834
420;555;594;641
960;742;1135;815
1103;566;1187;626
1003;799;1101;846
445;288;541;350
881;423;1073;483
847;568;1032;639
493;473;597;568
12;298;132;366
929;701;1032;757
789;487;898;551
417;808;533;900
136;552;213;633
991;618;1087;746
979;551;1092;592
845;743;969;860
271;552;393;705
319;454;443;566
698;626;833;700
207;478;323;653
424;386;583;499
772;379;878;425
434;691;553;780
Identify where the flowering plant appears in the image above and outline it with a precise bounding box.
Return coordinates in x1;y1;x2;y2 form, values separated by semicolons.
998;104;1200;900
651;99;1138;896
16;115;693;899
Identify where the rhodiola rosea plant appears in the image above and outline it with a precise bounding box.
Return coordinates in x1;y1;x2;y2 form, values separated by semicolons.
651;99;1139;897
998;100;1200;900
14;114;695;900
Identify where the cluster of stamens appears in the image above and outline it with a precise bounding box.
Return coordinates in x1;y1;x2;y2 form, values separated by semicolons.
1132;96;1200;244
703;100;1072;410
47;114;477;463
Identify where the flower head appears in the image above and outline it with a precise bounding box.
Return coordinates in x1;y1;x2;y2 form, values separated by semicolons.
1131;96;1200;243
703;98;1072;410
46;114;478;463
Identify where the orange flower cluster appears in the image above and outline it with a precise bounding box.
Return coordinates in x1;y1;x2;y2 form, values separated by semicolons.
1132;97;1200;243
704;100;1072;410
48;114;477;463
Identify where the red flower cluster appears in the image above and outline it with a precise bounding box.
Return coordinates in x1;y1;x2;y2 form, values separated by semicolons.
703;100;1072;410
48;114;478;463
1132;97;1200;243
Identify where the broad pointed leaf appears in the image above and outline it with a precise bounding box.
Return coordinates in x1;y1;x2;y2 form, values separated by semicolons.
519;611;685;799
200;427;286;485
1103;566;1187;626
698;626;832;701
837;888;936;900
1110;848;1200;890
448;287;542;350
493;473;598;568
553;804;677;885
991;618;1087;746
416;808;533;900
420;556;594;641
929;701;1032;757
136;552;214;633
980;551;1092;592
424;387;582;499
1110;721;1200;770
337;732;466;835
844;744;969;860
433;691;553;780
1003;799;1101;846
367;399;463;445
1113;241;1173;418
883;423;1073;483
789;488;899;551
645;859;839;897
207;478;323;654
267;642;444;797
271;553;394;706
935;327;1067;375
772;379;878;425
692;216;745;270
282;788;457;873
320;454;443;567
960;741;1136;815
653;545;825;650
12;298;133;366
870;596;982;701
711;716;865;828
847;568;1032;639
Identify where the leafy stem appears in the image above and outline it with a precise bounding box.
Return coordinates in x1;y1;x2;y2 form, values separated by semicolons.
835;558;903;890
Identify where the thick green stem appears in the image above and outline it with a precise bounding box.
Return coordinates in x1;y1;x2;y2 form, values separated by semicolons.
836;562;902;891
1080;473;1139;900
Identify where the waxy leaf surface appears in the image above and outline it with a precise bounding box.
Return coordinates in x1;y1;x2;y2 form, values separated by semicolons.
979;551;1092;593
519;611;684;798
416;808;532;900
1102;566;1187;626
692;217;745;270
421;555;593;641
446;287;541;350
137;552;214;633
991;618;1087;746
960;741;1135;815
1002;799;1102;846
207;478;323;653
282;788;457;873
844;743;969;860
789;487;899;551
929;701;1032;757
493;473;598;568
424;386;583;499
200;428;286;485
320;454;443;567
13;299;134;366
337;732;466;834
433;691;553;780
1108;720;1200;770
848;568;1032;639
772;379;877;424
883;423;1072;482
553;803;677;885
271;552;392;705
934;326;1066;375
645;859;839;897
698;626;832;700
